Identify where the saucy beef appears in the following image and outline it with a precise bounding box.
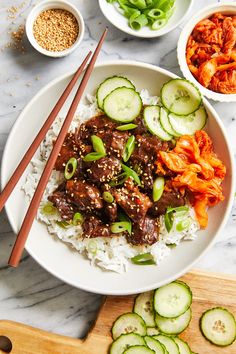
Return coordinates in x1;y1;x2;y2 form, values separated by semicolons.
82;216;112;238
48;190;75;221
101;130;129;159
128;216;159;245
55;132;79;171
104;201;118;222
133;116;148;135
149;190;185;217
85;157;121;183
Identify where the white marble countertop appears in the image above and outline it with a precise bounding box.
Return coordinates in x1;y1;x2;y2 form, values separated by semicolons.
0;0;235;340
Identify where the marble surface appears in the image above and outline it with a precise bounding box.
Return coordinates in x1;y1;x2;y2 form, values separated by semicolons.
0;0;235;340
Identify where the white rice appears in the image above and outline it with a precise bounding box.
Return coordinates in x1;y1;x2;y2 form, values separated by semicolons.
22;90;200;274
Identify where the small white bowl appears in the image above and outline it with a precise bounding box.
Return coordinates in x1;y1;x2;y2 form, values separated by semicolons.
99;0;193;38
177;2;236;102
26;0;85;58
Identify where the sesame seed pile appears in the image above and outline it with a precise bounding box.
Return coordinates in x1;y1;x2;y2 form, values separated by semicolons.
33;9;79;52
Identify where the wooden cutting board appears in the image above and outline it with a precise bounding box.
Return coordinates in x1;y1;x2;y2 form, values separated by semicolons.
0;270;235;354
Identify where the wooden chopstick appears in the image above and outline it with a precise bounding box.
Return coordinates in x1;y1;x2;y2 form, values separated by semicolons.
0;51;92;213
8;28;108;267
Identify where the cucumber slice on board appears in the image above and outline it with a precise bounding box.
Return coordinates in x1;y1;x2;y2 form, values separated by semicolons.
134;291;155;327
160;107;180;137
145;336;165;354
173;338;191;354
143;106;173;141
154;281;192;318
110;333;146;354
161;79;201;116
169;106;207;136
123;346;155;354
112;312;147;340
155;308;192;335
103;87;142;123
200;307;236;346
147;327;160;336
96;76;135;109
153;335;179;354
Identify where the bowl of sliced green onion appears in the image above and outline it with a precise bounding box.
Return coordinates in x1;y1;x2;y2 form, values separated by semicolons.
99;0;193;38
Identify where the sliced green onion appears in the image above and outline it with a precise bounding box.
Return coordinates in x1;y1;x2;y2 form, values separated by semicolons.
118;211;132;235
102;191;114;203
168;243;177;249
131;253;156;265
56;220;71;229
109;172;128;187
111;221;131;234
123;135;136;162
42;202;57;215
167;206;189;213
164;211;174;233
176;218;191;232
91;135;106;155
87;240;98;255
116;123;138;131
64;157;77;180
129;13;148;30
129;0;147;10
151;18;167;30
153;176;165;202
146;8;165;19
72;212;84;226
121;163;141;186
83;152;104;162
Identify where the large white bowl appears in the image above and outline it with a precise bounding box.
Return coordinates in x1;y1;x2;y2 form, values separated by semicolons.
177;2;236;102
1;61;234;295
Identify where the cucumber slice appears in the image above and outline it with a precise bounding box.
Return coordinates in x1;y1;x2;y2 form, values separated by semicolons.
173;338;191;354
160;107;180;137
110;333;146;354
123;346;155;354
153;335;179;354
134;291;155;327
96;76;135;109
145;336;165;354
161;79;201;116
103;87;142;123
169;106;207;136
154;281;192;318
200;307;236;346
155;308;192;335
112;312;147;340
147;327;160;336
143;106;172;141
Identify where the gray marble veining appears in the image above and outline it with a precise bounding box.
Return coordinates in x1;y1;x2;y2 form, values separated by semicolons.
0;0;235;339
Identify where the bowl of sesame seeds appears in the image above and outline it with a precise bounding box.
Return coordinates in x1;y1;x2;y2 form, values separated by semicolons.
26;0;84;57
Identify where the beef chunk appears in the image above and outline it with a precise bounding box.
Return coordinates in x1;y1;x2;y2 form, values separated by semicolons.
82;216;112;238
128;216;159;245
48;191;75;221
113;178;152;222
148;190;185;217
131;135;169;165
78;115;117;142
66;179;103;211
86;157;121;183
104;201;118;222
101;130;129;159
55;132;79;171
133;116;148;135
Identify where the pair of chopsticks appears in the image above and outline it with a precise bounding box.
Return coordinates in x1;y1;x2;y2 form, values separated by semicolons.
2;28;108;267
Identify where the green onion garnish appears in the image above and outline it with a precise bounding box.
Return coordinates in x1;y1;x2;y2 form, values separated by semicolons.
121;163;141;186
72;212;84;226
116;123;138;131
111;221;131;234
102;191;114;203
56;220;71;229
176;218;191;232
87;240;98;255
64;157;77;180
118;211;132;235
167;206;189;213
42;202;57;215
123;135;136;162
109;172;128;187
164;212;174;233
83;152;105;162
131;253;155;265
91;135;106;155
153;176;165;202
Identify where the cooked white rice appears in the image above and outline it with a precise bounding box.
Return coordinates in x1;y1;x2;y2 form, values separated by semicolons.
22;90;200;273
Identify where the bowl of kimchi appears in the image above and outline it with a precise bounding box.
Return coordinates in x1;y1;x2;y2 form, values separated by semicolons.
177;2;236;102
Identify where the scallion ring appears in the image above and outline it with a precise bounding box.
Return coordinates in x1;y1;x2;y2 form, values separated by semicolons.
121;163;141;186
109;172;128;187
102;191;114;203
91;135;106;155
153;176;165;202
116;123;138;131
64;157;77;180
123;135;136;162
72;212;84;226
176;218;191;232
83;152;105;162
164;212;174;233
111;221;131;234
41;202;57;215
56;220;71;229
131;253;155;265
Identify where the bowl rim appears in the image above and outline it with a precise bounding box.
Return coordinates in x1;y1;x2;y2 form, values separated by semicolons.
25;0;85;58
1;60;235;295
177;2;236;102
98;0;194;38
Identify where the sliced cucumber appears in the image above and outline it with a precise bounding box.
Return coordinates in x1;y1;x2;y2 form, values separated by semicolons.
155;308;192;335
134;291;155;327
110;333;146;354
200;307;236;346
154;281;192;318
160;107;180;137
123;346;155;354
145;336;165;354
143;106;172;141
153;335;179;354
173;338;191;354
147;327;160;336
169;106;207;136
96;76;135;109
112;312;147;340
103;87;142;123
161;79;201;116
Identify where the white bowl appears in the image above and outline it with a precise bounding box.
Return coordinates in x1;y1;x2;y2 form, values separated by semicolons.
177;2;236;102
99;0;193;38
26;0;85;58
1;61;234;295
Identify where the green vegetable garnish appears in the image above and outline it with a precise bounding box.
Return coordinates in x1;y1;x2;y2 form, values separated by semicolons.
109;172;128;187
131;253;155;265
102;191;114;203
167;206;189;217
123;135;136;162
56;220;71;229
164;212;174;233
118;211;132;235
111;221;131;234
64;157;77;180
121;163;141;186
83;152;105;162
41;202;57;215
153;176;165;202
116;123;138;131
72;212;84;226
91;135;106;155
176;218;191;232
